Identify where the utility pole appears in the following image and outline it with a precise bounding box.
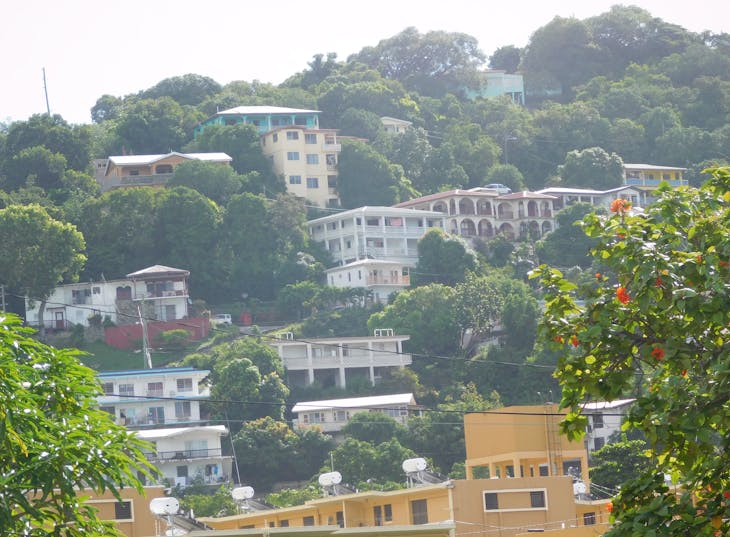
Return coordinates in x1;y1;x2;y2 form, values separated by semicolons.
138;304;152;369
1;285;5;312
42;68;51;115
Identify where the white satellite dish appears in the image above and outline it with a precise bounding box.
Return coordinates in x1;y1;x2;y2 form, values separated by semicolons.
232;486;255;501
402;457;428;473
318;471;343;486
150;497;180;516
573;482;587;495
165;529;187;537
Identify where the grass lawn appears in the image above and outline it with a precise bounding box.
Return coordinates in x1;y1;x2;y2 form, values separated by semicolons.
78;340;196;372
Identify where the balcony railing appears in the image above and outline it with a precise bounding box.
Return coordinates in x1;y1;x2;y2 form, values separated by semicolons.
145;448;224;462
366;275;410;285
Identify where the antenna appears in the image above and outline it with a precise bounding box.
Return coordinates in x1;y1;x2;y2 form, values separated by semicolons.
138;304;152;368
42;68;51;115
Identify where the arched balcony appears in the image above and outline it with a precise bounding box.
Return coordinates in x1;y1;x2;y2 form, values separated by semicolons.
460;219;477;237
477;200;492;215
478;219;494;237
433;201;448;214
459;198;476;215
498;223;515;239
497;203;514;219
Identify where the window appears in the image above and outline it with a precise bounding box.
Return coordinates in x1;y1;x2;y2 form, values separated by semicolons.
530;491;546;508
484;493;499;510
336;511;344;528
287;151;299;160
411;499;428;525
584;512;596;525
366;217;379;226
328;175;337;188
156;164;173;174
594;437;605;450
306;154;319;165
100;406;116;415
286;131;299;140
539;464;549;476
148;407;165;424
334;410;348;422
101;382;114;395
177;378;193;392
119;383;134;397
303;516;315;526
384;504;393;522
115;501;132;520
147;382;163;397
295;116;308;126
93;286;101;294
289;175;302;185
273;133;278;142
305;133;317;144
374;506;383;526
592;414;604;428
326;154;337;166
175;401;192;418
307;177;319;188
280;520;289;527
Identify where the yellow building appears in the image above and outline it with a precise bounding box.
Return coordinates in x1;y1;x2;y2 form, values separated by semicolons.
464;405;589;485
199;477;609;537
173;523;455;537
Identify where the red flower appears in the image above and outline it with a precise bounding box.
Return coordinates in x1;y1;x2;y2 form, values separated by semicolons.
595;272;602;279
570;335;579;347
554;336;564;344
696;255;703;263
681;369;687;377
616;286;631;304
655;277;664;288
616;232;626;239
720;260;730;268
723;491;730;499
606;502;613;513
651;347;665;361
610;198;631;214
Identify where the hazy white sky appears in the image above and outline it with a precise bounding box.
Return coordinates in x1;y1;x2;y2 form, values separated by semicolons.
2;0;728;125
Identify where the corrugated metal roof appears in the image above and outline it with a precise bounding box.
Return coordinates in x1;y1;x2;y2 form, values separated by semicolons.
292;393;416;413
583;399;635;411
134;425;227;440
624;163;687;171
216;106;320;115
308;206;445;225
126;265;190;278
98;367;207;378
108;152;231;166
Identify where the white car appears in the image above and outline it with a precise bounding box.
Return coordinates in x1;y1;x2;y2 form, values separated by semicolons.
484;183;512;194
212;313;232;326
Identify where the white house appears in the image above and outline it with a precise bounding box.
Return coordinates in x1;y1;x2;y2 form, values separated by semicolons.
291;393;420;436
269;331;411;388
25;265;190;330
582;399;635;453
97;367;233;487
324;259;411;304
536;185;647;213
395;188;557;241
381;116;413;135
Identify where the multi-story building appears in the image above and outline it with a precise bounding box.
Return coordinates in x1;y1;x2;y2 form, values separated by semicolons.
536;185;648;212
583;399;635;453
260;125;342;207
463;404;589;484
307;207;445;300
394;188;557;241
97;367;233;488
291;393;420;437
25;264;191;330
201;476;608;536
194;106;321;137
93;152;232;191
194;105;341;207
269;331;411;388
623;163;687;188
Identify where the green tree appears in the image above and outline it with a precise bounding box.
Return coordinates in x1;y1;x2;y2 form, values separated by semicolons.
484;164;526;192
489;45;522;72
140;73;222;106
341;412;406;446
589;439;652;500
533;167;730;535
535;203;601;268
412;228;477;286
114;97;189;154
0;313;152;535
453;272;505;350
0;205;86;337
349;27;486;97
2;145;67;191
558;146;624;190
328;437;417;486
337;140;408;208
168;160;246;205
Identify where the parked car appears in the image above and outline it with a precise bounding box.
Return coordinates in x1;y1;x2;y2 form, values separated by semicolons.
484;183;512;194
212;313;232;326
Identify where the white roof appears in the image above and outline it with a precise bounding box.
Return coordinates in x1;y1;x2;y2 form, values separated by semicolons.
381;116;413;126
216;106;320;115
536;187;607;196
583;399;635;411
134;425;228;440
624;163;687;171
274;333;409;345
108;152;232;166
325;259;409;272
292;393;416;413
126;265;189;278
308;206;445;225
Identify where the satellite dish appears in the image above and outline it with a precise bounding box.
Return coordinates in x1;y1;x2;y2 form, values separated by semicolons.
165;529;187;537
232;486;255;501
573;482;587;495
150;497;180;516
318;471;343;486
402;458;428;473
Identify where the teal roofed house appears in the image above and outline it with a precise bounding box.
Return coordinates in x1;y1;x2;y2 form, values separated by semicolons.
194;105;321;137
